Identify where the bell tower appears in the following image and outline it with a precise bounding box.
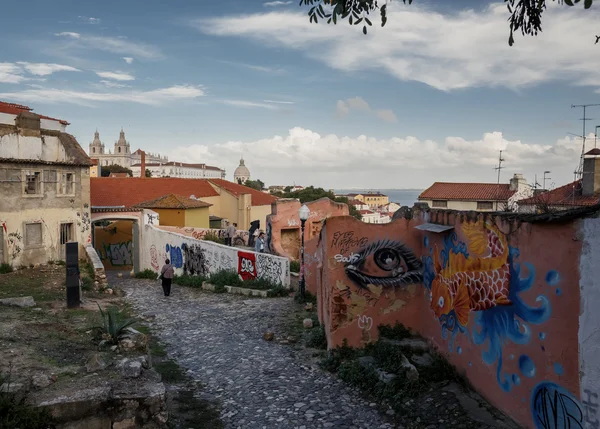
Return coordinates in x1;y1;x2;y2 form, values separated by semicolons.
89;129;105;155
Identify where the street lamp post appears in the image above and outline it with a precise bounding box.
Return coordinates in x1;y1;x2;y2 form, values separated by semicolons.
298;204;310;298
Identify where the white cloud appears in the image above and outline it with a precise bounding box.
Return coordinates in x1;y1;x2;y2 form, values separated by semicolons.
263;99;294;104
98;80;130;88
167;127;586;188
123;57;134;64
0;85;205;106
96;71;135;81
216;59;284;74
54;32;80;38
222;99;279;110
336;96;397;122
263;1;292;6
0;62;79;83
78;16;101;24
196;4;600;91
54;33;162;59
16;62;80;76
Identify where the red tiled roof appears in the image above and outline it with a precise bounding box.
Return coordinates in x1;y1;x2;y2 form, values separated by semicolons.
91;178;219;208
91;159;98;165
519;180;600;207
208;179;278;206
135;194;212;209
0;101;70;125
419;182;516;201
586;148;600;156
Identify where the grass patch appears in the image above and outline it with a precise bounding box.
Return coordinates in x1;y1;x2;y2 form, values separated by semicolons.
0;268;64;302
81;276;94;291
202;230;225;245
154;360;186;383
290;260;300;273
135;269;158;279
0;370;55;429
306;324;327;349
173;274;207;288
378;322;412;341
294;290;317;305
266;285;289;297
0;263;13;274
208;269;242;287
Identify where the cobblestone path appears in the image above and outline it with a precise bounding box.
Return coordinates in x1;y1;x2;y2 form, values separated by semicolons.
117;278;395;429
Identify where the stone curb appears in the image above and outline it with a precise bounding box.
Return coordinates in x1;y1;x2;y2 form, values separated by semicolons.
201;282;269;297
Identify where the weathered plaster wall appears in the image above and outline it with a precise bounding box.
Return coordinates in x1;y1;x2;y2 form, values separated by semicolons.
313;210;586;429
155;226;249;246
184;207;210;228
141;225;290;286
266;198;348;260
579;215;600;428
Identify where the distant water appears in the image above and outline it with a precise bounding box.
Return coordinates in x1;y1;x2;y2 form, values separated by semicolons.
334;189;423;207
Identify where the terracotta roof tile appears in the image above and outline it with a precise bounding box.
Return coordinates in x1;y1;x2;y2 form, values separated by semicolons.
91;178;219;208
519;180;600;207
0;101;70;125
208;179;278;206
135;194;212;209
419;182;516;201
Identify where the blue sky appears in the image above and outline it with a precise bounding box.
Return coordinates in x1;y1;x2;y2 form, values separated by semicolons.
1;0;599;189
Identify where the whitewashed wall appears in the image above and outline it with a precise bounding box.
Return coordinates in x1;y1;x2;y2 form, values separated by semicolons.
579;216;600;422
141;225;290;287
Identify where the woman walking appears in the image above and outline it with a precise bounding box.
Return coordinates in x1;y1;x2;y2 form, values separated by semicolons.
160;258;174;297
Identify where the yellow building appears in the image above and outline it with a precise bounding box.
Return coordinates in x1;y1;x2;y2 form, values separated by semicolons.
90;159;99;177
345;192;389;209
135;194;212;228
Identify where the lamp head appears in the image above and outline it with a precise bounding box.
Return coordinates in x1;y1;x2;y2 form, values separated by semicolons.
298;204;310;221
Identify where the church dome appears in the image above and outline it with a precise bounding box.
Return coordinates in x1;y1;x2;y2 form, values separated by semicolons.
234;158;250;182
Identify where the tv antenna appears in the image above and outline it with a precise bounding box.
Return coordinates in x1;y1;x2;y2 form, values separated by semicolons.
494;150;505;184
571;104;600;179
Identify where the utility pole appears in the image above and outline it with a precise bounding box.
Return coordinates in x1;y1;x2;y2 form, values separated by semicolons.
494;150;505;211
571;104;600;179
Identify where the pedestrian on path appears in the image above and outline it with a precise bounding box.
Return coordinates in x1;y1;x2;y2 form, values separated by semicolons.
160;258;174;296
226;222;237;246
255;232;266;253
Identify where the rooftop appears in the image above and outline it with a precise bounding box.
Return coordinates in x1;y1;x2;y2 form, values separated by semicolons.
419;182;516;202
518;180;600;207
209;178;278;206
135;194;212;210
91;177;220;208
0;101;70;125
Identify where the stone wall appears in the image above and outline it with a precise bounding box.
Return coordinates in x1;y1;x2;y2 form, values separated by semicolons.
84;244;109;290
141;225;290;287
309;207;600;429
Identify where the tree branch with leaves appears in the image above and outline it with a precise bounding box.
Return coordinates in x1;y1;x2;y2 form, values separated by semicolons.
300;0;594;45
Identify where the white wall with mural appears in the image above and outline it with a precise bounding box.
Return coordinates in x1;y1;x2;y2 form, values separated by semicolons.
141;225;290;287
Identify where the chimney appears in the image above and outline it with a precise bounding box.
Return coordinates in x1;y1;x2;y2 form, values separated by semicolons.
141;151;146;178
582;149;600;196
509;173;527;192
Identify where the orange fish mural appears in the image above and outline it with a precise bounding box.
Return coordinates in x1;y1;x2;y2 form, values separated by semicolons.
430;220;511;327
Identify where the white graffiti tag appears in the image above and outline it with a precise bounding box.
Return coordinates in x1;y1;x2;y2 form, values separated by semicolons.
287;218;299;227
357;315;373;331
334;253;360;264
241;257;255;274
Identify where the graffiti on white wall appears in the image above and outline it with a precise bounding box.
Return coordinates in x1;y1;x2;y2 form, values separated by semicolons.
142;225;289;286
103;241;133;266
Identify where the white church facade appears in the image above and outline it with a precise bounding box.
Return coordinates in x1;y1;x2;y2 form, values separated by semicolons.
88;129;167;168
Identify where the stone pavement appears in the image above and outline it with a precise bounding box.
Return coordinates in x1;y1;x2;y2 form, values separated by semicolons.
116;277;395;429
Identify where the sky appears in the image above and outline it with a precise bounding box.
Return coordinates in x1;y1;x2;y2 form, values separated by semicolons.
1;0;600;189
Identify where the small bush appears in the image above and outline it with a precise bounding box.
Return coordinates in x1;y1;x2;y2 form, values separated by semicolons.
213;283;226;293
81;276;94;291
294;290;317;305
0;369;55;429
290;260;300;273
209;269;242;287
0;263;13;274
203;230;225;245
243;277;281;291
337;359;380;393
173;274;207;288
93;304;136;344
82;261;95;279
377;322;412;341
306;325;327;349
135;269;159;279
320;339;357;373
266;285;289;297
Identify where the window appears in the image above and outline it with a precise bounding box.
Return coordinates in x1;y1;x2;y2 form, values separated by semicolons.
93;147;96;153
118;147;121;153
58;172;75;195
60;223;73;245
477;201;494;210
25;223;43;247
432;200;448;208
24;171;41;195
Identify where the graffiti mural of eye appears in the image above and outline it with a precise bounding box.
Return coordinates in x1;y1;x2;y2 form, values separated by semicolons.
345;239;423;289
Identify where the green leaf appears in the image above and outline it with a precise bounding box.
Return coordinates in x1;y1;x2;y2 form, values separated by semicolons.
365;17;372;26
584;0;593;8
349;15;353;24
564;0;574;5
363;25;367;35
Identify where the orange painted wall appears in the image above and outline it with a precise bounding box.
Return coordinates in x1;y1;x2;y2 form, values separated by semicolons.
313;210;583;429
266;197;348;260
